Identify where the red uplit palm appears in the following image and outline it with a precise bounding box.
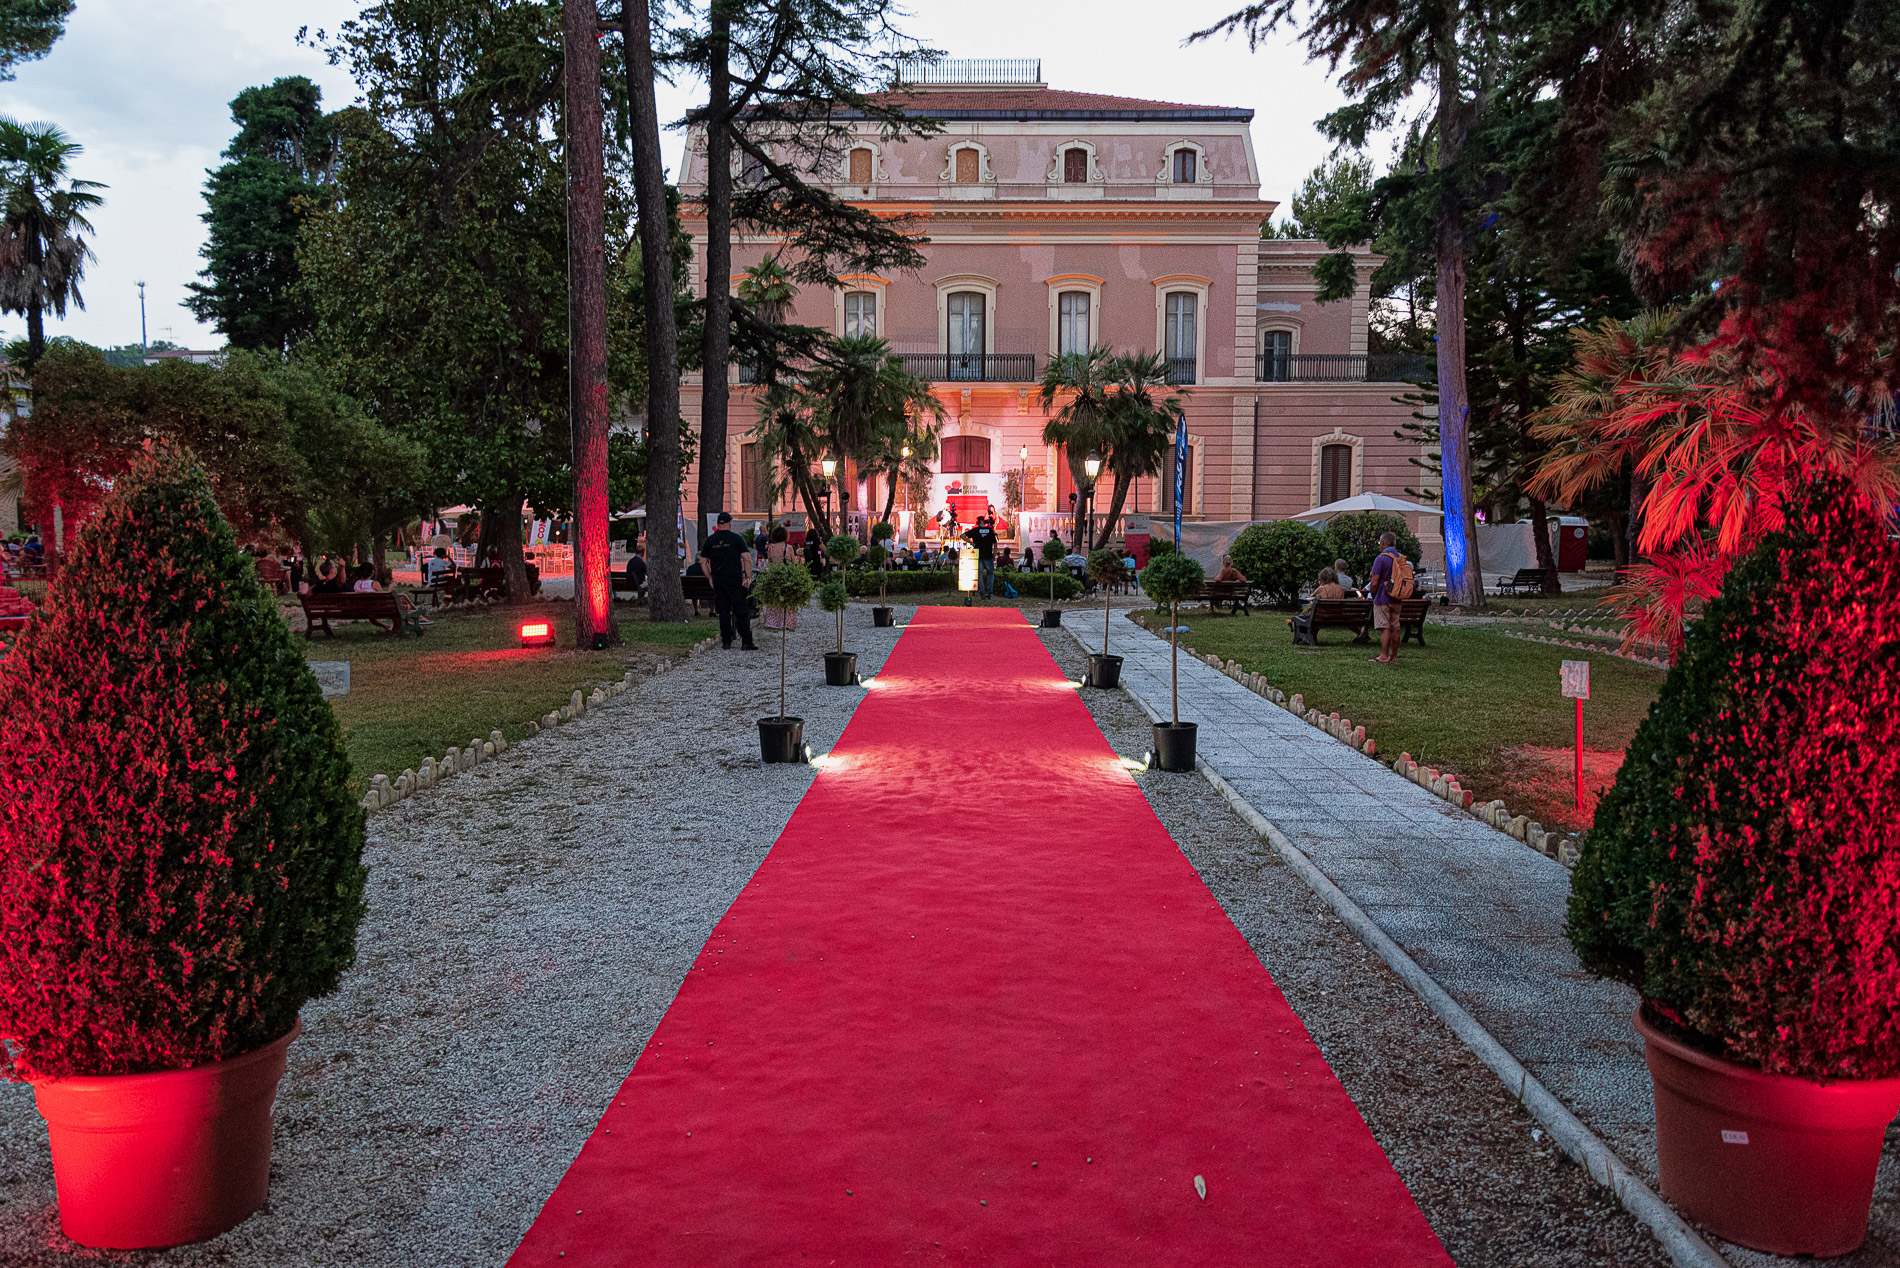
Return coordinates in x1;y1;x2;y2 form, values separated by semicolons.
1532;314;1900;653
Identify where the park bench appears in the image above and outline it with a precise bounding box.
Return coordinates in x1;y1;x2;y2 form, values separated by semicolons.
612;573;647;602
300;591;424;639
1197;579;1254;616
1495;567;1554;596
682;572;716;616
1290;597;1433;646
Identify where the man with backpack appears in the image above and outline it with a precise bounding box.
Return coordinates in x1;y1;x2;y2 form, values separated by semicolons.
1367;531;1416;664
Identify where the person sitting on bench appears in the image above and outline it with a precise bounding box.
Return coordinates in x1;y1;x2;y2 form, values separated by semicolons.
1214;554;1246;584
367;566;433;627
1310;567;1345;603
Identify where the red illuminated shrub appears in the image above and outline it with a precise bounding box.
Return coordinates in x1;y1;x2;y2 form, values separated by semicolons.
0;449;366;1080
1568;474;1900;1078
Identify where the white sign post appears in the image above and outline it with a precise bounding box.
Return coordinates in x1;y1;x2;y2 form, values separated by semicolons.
1561;659;1590;811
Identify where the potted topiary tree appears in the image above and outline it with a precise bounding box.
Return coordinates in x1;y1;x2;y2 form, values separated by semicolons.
818;574;856;685
1084;546;1125;688
1568;475;1900;1257
1138;549;1205;771
0;449;367;1250
869;521;897;626
1040;537;1068;627
754;558;816;761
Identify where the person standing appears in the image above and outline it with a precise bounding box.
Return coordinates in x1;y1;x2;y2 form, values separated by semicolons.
964;515;999;598
1368;531;1405;664
703;511;757;650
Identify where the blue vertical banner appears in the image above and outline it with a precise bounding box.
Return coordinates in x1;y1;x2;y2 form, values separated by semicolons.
1172;409;1187;548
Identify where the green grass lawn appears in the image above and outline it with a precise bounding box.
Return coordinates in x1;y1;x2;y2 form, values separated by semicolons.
299;599;719;796
1155;607;1666;831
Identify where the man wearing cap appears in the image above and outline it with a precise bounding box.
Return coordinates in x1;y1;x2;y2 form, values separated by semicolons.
963;515;999;598
701;512;757;650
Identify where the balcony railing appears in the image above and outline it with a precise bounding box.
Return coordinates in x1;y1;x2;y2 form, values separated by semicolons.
1165;356;1197;386
1257;352;1435;383
900;352;1038;382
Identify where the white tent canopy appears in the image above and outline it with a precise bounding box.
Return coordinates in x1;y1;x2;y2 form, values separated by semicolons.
1294;492;1445;520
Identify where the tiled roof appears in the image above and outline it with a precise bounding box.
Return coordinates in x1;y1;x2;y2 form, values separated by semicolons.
850;88;1251;122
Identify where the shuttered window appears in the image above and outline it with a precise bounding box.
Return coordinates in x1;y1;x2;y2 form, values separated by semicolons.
1064;147;1087;183
1057;291;1090;356
848;147;872;184
941;435;991;473
1319;443;1354;506
1161;444;1194;515
954;147;979;183
740;443;770;513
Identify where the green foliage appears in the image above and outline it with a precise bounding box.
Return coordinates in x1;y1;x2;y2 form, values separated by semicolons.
0;1;70;81
844;569;954;597
870;519;895;543
1140;550;1205;608
817;574;848;613
1567;479;1900;1078
0;116;104;365
755;557;816;610
1086;546;1123;584
1230;520;1330;606
1040;537;1069;565
1146;537;1177;558
186;77;338;353
1322;513;1422;583
1001;570;1081;601
825;533;861;568
0;449;366;1078
864;543;889;570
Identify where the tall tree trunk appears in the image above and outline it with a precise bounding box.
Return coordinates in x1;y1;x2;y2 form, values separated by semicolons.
373;529;387;576
1623;469;1648;577
1094;470;1133;549
697;5;732;551
494;491;531;605
24;301;43;369
880;469;899;524
625;0;686;622
1528;496;1561;595
566;0;617;647
1609;511;1628;570
1434;35;1484;609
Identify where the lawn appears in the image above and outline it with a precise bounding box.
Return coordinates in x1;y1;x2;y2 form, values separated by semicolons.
1154;607;1667;832
299;599;719;796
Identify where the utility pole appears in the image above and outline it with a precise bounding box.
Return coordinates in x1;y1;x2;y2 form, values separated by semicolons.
137;281;147;350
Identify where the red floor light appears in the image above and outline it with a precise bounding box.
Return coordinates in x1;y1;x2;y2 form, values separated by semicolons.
519;621;554;647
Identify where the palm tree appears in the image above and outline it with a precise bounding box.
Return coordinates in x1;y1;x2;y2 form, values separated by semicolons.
796;334;937;536
1094;351;1182;548
0;119;104;366
1038;346;1118;550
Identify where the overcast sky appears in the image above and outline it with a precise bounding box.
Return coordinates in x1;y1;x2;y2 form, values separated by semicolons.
0;0;1367;351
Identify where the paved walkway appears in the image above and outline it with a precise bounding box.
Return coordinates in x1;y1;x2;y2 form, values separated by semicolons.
1066;618;1656;1173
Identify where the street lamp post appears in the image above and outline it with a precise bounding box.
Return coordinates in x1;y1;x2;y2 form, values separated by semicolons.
1082;450;1104;552
820;455;838;540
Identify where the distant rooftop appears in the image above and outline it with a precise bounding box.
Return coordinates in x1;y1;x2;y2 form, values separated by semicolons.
859;85;1251;123
894;58;1042;87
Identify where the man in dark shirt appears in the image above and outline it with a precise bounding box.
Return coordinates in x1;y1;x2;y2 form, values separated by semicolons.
963;516;999;598
623;546;648;593
701;512;756;649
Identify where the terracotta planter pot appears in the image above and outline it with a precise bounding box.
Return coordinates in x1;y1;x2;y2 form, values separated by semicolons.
1636;1006;1900;1257
32;1020;300;1249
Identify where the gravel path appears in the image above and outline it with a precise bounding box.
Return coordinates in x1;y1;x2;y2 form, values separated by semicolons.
1040;628;1675;1268
0;608;903;1267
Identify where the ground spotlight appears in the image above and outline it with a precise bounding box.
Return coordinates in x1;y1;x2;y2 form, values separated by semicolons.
519;621;555;648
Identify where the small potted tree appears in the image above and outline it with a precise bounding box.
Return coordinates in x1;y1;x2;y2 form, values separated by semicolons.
1040;537;1068;627
869;521;897;626
754;558;816;761
818;574;856;685
0;450;367;1249
1084;546;1125;688
1139;549;1205;771
1568;475;1900;1257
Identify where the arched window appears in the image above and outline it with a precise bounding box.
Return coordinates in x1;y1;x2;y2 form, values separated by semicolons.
844;291;876;338
740;149;767;185
946;291;986;378
848;146;873;184
1063;147;1088;183
1172;147;1197;184
1319;443;1354;506
954;147;979;183
941;435;991;473
1057;290;1090;355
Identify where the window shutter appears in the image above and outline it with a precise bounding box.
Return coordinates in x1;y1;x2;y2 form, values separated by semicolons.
1320;444;1353;506
955;147;979;183
849;147;872;184
1064;148;1087;183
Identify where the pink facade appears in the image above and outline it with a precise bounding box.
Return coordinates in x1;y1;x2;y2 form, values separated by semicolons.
676;68;1438;557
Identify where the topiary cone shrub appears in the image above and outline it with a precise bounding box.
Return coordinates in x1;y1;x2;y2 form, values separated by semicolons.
0;448;367;1080
1568;474;1900;1079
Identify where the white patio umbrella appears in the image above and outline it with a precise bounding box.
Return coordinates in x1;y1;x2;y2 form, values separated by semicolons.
1293;492;1445;521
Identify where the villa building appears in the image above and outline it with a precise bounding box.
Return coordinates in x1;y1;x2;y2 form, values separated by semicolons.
676;59;1437;560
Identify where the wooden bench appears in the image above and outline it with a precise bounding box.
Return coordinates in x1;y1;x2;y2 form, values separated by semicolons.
1199;579;1254;616
682;572;716;616
1495;567;1553;596
612;573;647;602
254;557;290;595
1291;597;1432;645
300;592;424;638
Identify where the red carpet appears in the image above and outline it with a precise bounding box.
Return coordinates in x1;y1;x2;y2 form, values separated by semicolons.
509;607;1451;1266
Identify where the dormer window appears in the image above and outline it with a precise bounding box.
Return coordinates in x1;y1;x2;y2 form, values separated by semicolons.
1063;147;1088;183
1172;147;1197;184
848;146;873;184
